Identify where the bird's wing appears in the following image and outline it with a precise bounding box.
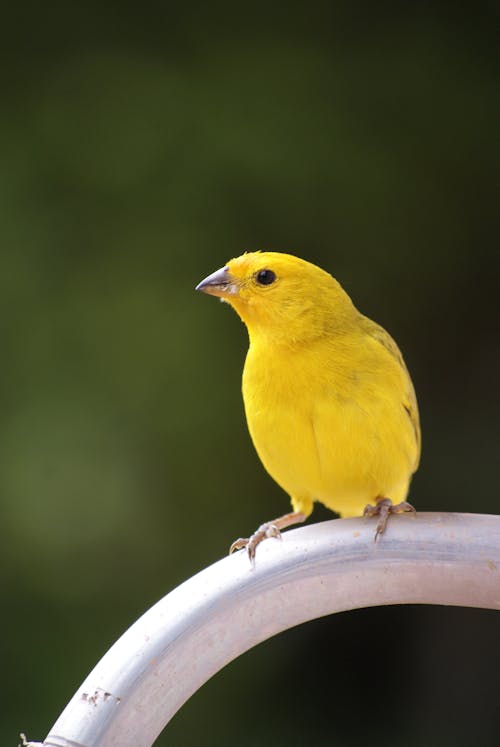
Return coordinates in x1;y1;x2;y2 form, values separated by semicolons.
364;319;421;471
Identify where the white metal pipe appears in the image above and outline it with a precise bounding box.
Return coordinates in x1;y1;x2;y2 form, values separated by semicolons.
41;513;500;747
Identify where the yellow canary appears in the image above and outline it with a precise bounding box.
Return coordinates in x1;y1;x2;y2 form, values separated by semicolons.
196;252;420;559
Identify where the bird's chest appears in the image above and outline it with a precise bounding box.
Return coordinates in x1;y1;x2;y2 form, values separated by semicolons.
242;346;313;432
241;344;328;492
242;339;350;429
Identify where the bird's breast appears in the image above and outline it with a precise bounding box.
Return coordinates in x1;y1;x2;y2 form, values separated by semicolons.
242;342;331;500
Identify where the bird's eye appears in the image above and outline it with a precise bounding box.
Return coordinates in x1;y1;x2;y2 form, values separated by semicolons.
255;269;276;286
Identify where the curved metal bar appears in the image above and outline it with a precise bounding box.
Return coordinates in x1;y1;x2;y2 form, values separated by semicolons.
43;513;500;747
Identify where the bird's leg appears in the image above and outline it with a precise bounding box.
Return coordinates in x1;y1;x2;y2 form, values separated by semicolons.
230;511;307;563
363;497;416;542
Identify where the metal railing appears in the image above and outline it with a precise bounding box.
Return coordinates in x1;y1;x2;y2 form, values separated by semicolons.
35;513;500;747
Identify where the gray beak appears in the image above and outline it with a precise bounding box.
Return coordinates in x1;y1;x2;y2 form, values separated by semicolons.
195;266;238;298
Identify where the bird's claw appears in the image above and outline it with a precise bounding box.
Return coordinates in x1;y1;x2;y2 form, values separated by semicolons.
229;537;249;554
363;498;416;541
229;522;282;563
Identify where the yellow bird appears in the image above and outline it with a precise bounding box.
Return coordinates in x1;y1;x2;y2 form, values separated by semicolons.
196;252;420;560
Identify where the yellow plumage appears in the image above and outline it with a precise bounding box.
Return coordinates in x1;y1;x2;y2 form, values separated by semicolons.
197;252;420;556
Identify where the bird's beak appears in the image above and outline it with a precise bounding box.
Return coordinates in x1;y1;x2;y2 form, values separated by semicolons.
195;266;239;298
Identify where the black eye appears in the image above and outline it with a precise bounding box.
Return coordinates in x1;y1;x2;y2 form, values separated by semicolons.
256;269;276;286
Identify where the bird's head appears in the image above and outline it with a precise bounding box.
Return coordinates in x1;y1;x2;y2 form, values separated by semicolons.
196;251;357;344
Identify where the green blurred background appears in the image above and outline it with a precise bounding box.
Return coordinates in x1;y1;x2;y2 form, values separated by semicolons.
2;2;499;745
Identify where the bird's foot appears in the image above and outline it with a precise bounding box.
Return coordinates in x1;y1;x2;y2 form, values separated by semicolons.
229;511;307;564
363;498;416;542
230;522;282;564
